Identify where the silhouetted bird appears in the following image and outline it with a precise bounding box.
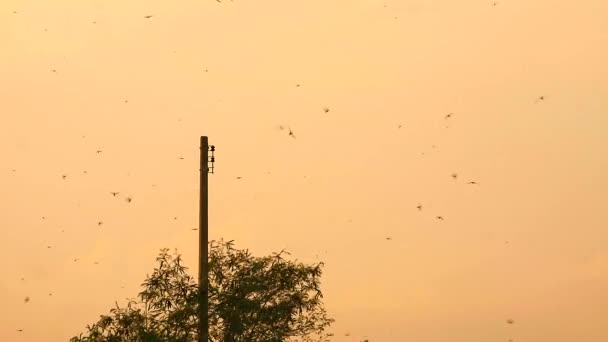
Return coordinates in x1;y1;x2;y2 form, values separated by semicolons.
74;258;79;262
144;15;153;18
24;296;30;303
62;174;67;180
47;246;51;249
17;329;23;332
467;181;479;185
125;197;132;203
417;204;422;211
386;237;392;241
323;107;330;113
296;84;301;87
451;173;458;180
51;69;57;73
445;113;453;119
506;319;514;324
236;176;242;179
288;127;296;139
94;261;99;264
436;216;444;220
535;96;546;103
98;221;103;226
110;192;119;196
398;124;402;129
179;157;184;160
191;228;198;231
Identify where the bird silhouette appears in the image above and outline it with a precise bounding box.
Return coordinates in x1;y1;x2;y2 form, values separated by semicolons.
398;124;402;129
110;192;119;196
236;176;242;179
288;127;296;139
445;113;453;119
191;228;198;231
416;204;422;211
47;246;51;249
62;174;67;180
467;181;479;185
96;150;102;154
125;197;132;203
451;173;458;180
24;296;30;303
323;107;330;113
436;216;444;220
94;261;99;265
386;237;392;241
51;69;57;73
98;221;103;226
534;95;546;103
74;258;79;262
296;84;301;87
17;329;23;332
506;319;514;324
144;15;153;18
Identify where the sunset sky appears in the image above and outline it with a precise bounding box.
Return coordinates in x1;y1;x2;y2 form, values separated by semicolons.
2;0;608;341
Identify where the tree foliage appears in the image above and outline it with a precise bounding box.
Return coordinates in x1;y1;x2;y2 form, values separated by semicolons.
71;239;334;342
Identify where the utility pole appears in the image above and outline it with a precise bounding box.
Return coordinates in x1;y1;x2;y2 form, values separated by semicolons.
199;136;214;342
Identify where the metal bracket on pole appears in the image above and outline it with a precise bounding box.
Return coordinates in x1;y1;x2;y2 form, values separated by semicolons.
208;145;215;174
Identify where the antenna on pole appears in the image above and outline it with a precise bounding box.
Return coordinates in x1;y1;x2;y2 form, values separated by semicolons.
199;136;214;342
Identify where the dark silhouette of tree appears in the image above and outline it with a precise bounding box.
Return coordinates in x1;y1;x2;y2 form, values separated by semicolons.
70;239;334;342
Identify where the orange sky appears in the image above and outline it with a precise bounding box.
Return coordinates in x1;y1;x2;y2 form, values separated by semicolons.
1;0;608;341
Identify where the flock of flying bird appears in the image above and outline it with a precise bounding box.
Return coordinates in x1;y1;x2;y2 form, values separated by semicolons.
8;8;548;339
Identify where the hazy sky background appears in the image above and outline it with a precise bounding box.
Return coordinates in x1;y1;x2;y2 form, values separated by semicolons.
2;0;607;341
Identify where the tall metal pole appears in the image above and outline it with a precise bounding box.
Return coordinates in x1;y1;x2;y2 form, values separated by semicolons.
199;136;209;342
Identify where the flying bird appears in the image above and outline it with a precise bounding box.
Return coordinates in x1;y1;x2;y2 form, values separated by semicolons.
506;319;514;324
386;237;392;241
436;216;444;220
144;15;153;18
191;228;198;231
62;174;67;180
398;124;403;129
24;296;30;303
51;69;57;73
445;113;453;119
534;95;546;103
451;173;458;180
125;197;132;203
288;127;296;139
47;246;51;249
236;176;242;179
17;329;23;332
110;192;119;196
296;84;301;87
73;258;79;262
323;107;330;113
97;221;103;226
467;181;479;185
416;204;422;211
94;261;99;265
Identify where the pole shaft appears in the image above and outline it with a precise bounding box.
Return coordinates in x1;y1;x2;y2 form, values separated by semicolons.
199;136;209;342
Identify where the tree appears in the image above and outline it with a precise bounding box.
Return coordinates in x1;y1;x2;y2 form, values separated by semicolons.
71;239;335;342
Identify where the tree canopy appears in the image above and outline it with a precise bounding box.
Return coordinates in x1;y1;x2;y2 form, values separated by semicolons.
70;239;335;342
